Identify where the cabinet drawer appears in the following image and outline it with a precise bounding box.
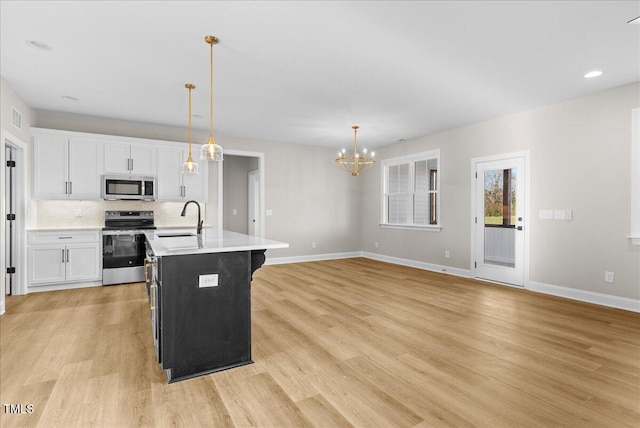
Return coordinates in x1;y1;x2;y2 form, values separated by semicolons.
28;230;100;245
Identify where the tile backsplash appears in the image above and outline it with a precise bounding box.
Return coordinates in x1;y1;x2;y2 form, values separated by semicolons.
33;200;204;229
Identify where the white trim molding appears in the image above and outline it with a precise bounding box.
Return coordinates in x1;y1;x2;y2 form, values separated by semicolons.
362;252;470;278
630;108;640;245
530;281;640;313
266;252;363;265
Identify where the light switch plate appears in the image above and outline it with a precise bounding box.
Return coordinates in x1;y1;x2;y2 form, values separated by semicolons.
554;210;566;220
199;274;219;288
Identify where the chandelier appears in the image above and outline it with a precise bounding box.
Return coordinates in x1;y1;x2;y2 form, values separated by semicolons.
336;125;375;176
200;35;223;161
181;83;199;174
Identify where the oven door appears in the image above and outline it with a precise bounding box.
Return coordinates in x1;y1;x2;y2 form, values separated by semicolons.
103;230;147;285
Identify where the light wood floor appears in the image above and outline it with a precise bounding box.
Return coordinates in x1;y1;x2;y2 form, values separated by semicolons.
1;258;639;427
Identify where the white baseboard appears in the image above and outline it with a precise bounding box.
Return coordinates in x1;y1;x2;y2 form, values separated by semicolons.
529;281;640;313
362;251;471;278
27;280;104;293
265;251;363;265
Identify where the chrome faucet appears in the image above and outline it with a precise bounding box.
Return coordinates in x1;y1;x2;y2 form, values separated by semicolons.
180;200;203;234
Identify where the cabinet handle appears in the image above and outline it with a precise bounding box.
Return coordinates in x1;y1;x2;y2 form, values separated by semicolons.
69;182;72;195
130;158;133;171
66;249;69;263
62;249;66;263
57;236;72;239
65;181;68;195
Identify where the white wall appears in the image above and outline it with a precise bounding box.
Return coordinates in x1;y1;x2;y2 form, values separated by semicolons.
360;82;640;301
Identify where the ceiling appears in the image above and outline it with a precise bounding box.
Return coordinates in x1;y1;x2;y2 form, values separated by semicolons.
1;1;639;149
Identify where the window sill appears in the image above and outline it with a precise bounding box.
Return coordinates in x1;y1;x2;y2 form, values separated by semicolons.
380;223;442;232
629;236;640;246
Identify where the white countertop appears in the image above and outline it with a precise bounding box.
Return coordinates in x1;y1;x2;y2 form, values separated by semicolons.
145;228;289;257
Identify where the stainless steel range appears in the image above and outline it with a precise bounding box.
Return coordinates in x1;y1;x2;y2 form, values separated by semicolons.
102;210;155;285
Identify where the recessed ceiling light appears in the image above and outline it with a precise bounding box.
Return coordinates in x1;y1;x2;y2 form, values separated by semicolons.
61;95;79;101
627;16;640;24
25;40;52;51
584;70;603;79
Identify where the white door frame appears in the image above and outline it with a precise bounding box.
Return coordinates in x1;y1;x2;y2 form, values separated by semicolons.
470;151;530;288
1;129;28;314
217;150;266;237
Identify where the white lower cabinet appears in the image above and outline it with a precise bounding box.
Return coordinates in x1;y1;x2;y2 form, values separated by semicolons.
27;231;101;288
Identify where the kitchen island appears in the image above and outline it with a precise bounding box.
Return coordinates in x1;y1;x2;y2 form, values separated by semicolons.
144;228;288;383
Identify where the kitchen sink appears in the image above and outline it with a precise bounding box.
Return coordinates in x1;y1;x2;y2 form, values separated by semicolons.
156;232;196;238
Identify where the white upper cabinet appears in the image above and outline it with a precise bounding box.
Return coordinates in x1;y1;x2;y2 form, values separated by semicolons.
68;139;104;199
104;142;156;175
32;128;207;202
33;133;68;199
32;129;103;200
156;145;208;202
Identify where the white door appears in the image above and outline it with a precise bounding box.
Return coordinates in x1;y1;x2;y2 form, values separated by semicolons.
5;146;15;294
248;170;260;236
473;155;527;286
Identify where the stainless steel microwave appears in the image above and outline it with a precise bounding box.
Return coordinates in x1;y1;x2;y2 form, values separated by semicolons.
102;174;156;201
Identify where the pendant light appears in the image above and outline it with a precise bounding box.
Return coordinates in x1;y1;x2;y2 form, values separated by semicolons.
182;83;199;174
200;35;223;161
336;125;375;176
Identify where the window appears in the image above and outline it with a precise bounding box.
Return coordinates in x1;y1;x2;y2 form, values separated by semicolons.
381;150;440;230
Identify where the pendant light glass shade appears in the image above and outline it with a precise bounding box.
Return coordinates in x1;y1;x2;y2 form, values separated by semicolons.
200;35;223;161
182;83;199;174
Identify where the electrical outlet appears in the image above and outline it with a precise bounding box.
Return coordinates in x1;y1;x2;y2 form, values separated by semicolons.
74;209;82;217
266;209;273;216
311;242;316;249
232;209;237;216
604;271;614;283
445;250;451;258
374;241;379;248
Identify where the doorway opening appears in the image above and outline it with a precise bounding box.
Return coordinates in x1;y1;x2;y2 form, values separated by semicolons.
471;152;530;287
217;151;265;237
